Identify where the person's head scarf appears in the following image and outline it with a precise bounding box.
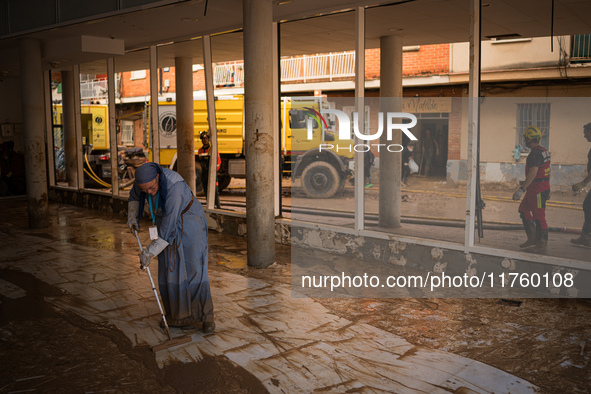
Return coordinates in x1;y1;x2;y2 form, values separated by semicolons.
132;163;168;216
135;162;161;184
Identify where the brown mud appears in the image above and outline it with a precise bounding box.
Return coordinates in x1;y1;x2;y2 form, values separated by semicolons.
2;196;591;393
0;268;267;393
228;244;591;394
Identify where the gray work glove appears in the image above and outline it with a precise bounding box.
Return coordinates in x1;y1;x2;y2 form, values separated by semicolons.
139;237;169;269
127;200;140;234
512;187;525;201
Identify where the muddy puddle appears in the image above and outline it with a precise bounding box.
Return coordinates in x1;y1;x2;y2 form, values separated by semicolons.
0;269;267;393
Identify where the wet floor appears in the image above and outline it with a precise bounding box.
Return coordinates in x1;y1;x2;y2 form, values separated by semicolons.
0;197;546;393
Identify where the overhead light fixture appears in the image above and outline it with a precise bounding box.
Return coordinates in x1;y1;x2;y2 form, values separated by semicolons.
181;17;199;22
275;0;293;5
486;33;522;40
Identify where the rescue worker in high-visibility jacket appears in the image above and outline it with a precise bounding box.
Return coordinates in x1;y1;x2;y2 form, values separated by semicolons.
512;126;551;254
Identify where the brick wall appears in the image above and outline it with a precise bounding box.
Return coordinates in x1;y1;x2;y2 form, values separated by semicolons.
364;44;450;80
120;68;206;97
118;44;450;97
120;71;150;97
448;98;462;161
365;48;381;79
194;70;205;90
403;44;449;76
161;68;176;93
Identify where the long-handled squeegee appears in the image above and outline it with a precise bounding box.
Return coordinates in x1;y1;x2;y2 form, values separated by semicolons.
133;230;191;351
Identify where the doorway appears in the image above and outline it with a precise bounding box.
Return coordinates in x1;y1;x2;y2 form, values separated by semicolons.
412;118;448;178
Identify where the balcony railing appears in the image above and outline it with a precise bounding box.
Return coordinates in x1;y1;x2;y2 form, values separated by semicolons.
214;51;356;87
79;75;120;100
571;34;591;63
77;52;355;99
214;61;244;87
80;79;108;100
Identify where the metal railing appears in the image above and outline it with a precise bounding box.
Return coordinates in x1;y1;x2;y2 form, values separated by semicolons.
214;51;356;86
79;52;355;96
79;75;120;100
281;52;356;82
214;61;244;87
571;34;591;63
80;79;109;100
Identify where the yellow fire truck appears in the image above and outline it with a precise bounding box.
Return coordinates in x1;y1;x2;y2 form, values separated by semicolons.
52;104;113;183
154;96;354;198
53;98;354;198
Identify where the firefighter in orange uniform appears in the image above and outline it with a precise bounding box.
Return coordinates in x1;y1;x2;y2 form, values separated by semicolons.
512;126;551;254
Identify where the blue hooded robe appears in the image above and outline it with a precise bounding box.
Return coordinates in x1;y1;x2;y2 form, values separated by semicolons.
130;164;214;323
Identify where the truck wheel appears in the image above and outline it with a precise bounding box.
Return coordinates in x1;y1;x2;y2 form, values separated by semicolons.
338;176;346;193
218;174;231;192
301;161;340;198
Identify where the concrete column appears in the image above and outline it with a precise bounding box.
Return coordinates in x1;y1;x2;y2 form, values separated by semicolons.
175;56;196;194
379;35;403;228
244;0;275;268
19;38;48;228
61;70;78;187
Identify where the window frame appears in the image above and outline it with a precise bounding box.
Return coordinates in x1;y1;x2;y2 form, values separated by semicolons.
516;103;551;153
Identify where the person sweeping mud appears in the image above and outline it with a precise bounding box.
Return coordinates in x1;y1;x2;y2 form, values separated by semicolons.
127;162;215;333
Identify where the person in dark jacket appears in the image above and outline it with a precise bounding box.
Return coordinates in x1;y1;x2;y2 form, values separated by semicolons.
570;122;591;248
420;129;438;177
364;149;375;188
401;142;415;186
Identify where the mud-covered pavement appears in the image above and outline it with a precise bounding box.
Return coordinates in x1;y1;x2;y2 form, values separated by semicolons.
242;249;591;393
0;199;268;393
0;195;590;393
0;268;265;393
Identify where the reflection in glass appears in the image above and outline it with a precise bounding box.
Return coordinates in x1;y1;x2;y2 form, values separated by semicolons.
115;49;151;196
78;61;111;190
50;71;65;185
290;96;356;228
